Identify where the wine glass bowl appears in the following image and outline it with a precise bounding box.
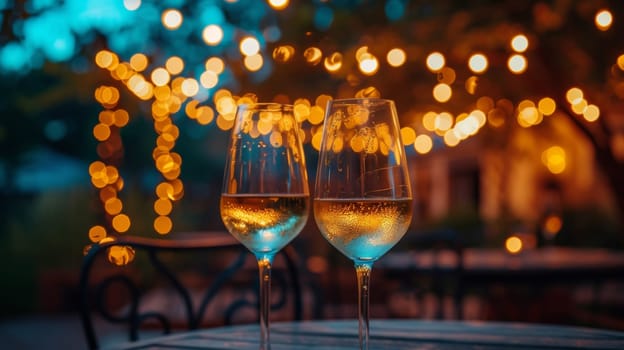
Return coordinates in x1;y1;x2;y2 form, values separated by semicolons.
220;102;309;349
313;98;412;349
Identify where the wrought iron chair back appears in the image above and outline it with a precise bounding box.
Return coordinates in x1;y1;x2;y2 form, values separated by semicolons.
79;232;304;349
385;229;465;320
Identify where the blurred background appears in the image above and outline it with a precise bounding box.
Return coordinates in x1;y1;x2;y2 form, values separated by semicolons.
1;0;624;348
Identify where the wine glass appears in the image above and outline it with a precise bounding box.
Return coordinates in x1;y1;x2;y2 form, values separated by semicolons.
313;98;413;350
220;102;310;350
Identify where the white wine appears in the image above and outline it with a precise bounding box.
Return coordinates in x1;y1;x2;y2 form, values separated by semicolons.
314;198;412;262
221;194;309;255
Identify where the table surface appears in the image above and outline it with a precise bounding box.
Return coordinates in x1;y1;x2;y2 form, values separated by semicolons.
108;319;624;349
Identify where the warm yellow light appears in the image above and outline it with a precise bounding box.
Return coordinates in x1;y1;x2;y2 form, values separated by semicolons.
505;236;523;254
93;123;111;141
216;95;237;115
358;53;379;75
98;110;114;126
324;52;343;72
414;134;433;154
308;106;324;125
273;45;295;63
433;83;452;103
107;245;135;266
205;57;225;74
304;47;323;65
469;110;486;128
196;106;215;125
162;9;183;30
595;9;613;31
538;97;556;116
437;67;456;85
434;112;453;131
104;197;123;215
543;214;563;238
240;37;261;56
426;52;445;72
95;50;118;69
151;68;170;87
154;216;173;235
293;99;310;122
244;53;264;71
468;53;488;73
583;104;600;122
166;56;184;75
202;25;224;45
508;54;527;74
128;75;153;100
88;225;107;243
311;130;323;151
154;198;173;215
268;0;289;10
443;129;460;147
511;34;529;52
400;127;416;145
422;111;437;131
129;53;148;72
181;78;199;97
517;106;541;127
215;114;233;130
112;213;131;233
156;182;175;200
315;94;332;109
566;87;584;104
617;55;624;71
387;48;406;67
542;146;566;174
200;71;218;88
571;99;588;114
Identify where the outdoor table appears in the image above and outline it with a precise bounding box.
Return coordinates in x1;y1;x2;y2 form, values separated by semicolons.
108;319;624;349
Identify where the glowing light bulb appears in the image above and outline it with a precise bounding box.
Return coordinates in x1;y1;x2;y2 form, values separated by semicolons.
202;25;224;45
162;9;183;30
511;34;529;52
240;37;261;56
387;48;406;67
426;52;445;72
468;53;488;73
508;54;527;74
595;9;613;31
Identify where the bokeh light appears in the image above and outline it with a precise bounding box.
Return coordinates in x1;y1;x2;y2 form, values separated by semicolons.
468;53;488;73
595;9;613;31
414;134;433;154
202;25;224;45
508;54;527;74
162;9;183;30
387;48;406;67
426;52;445;72
511;34;529;52
268;0;290;10
505;236;523;254
240;37;261;56
542;146;566;174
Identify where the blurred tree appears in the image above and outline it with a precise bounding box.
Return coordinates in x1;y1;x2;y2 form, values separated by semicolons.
1;0;622;232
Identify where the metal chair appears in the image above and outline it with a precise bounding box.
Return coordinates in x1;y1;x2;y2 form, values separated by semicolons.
79;232;306;349
384;229;465;320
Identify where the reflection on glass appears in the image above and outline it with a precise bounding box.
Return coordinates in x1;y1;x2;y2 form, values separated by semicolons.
314;98;413;350
220;103;310;350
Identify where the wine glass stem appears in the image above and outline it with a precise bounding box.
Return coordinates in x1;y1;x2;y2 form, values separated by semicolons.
356;262;373;350
258;255;274;350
